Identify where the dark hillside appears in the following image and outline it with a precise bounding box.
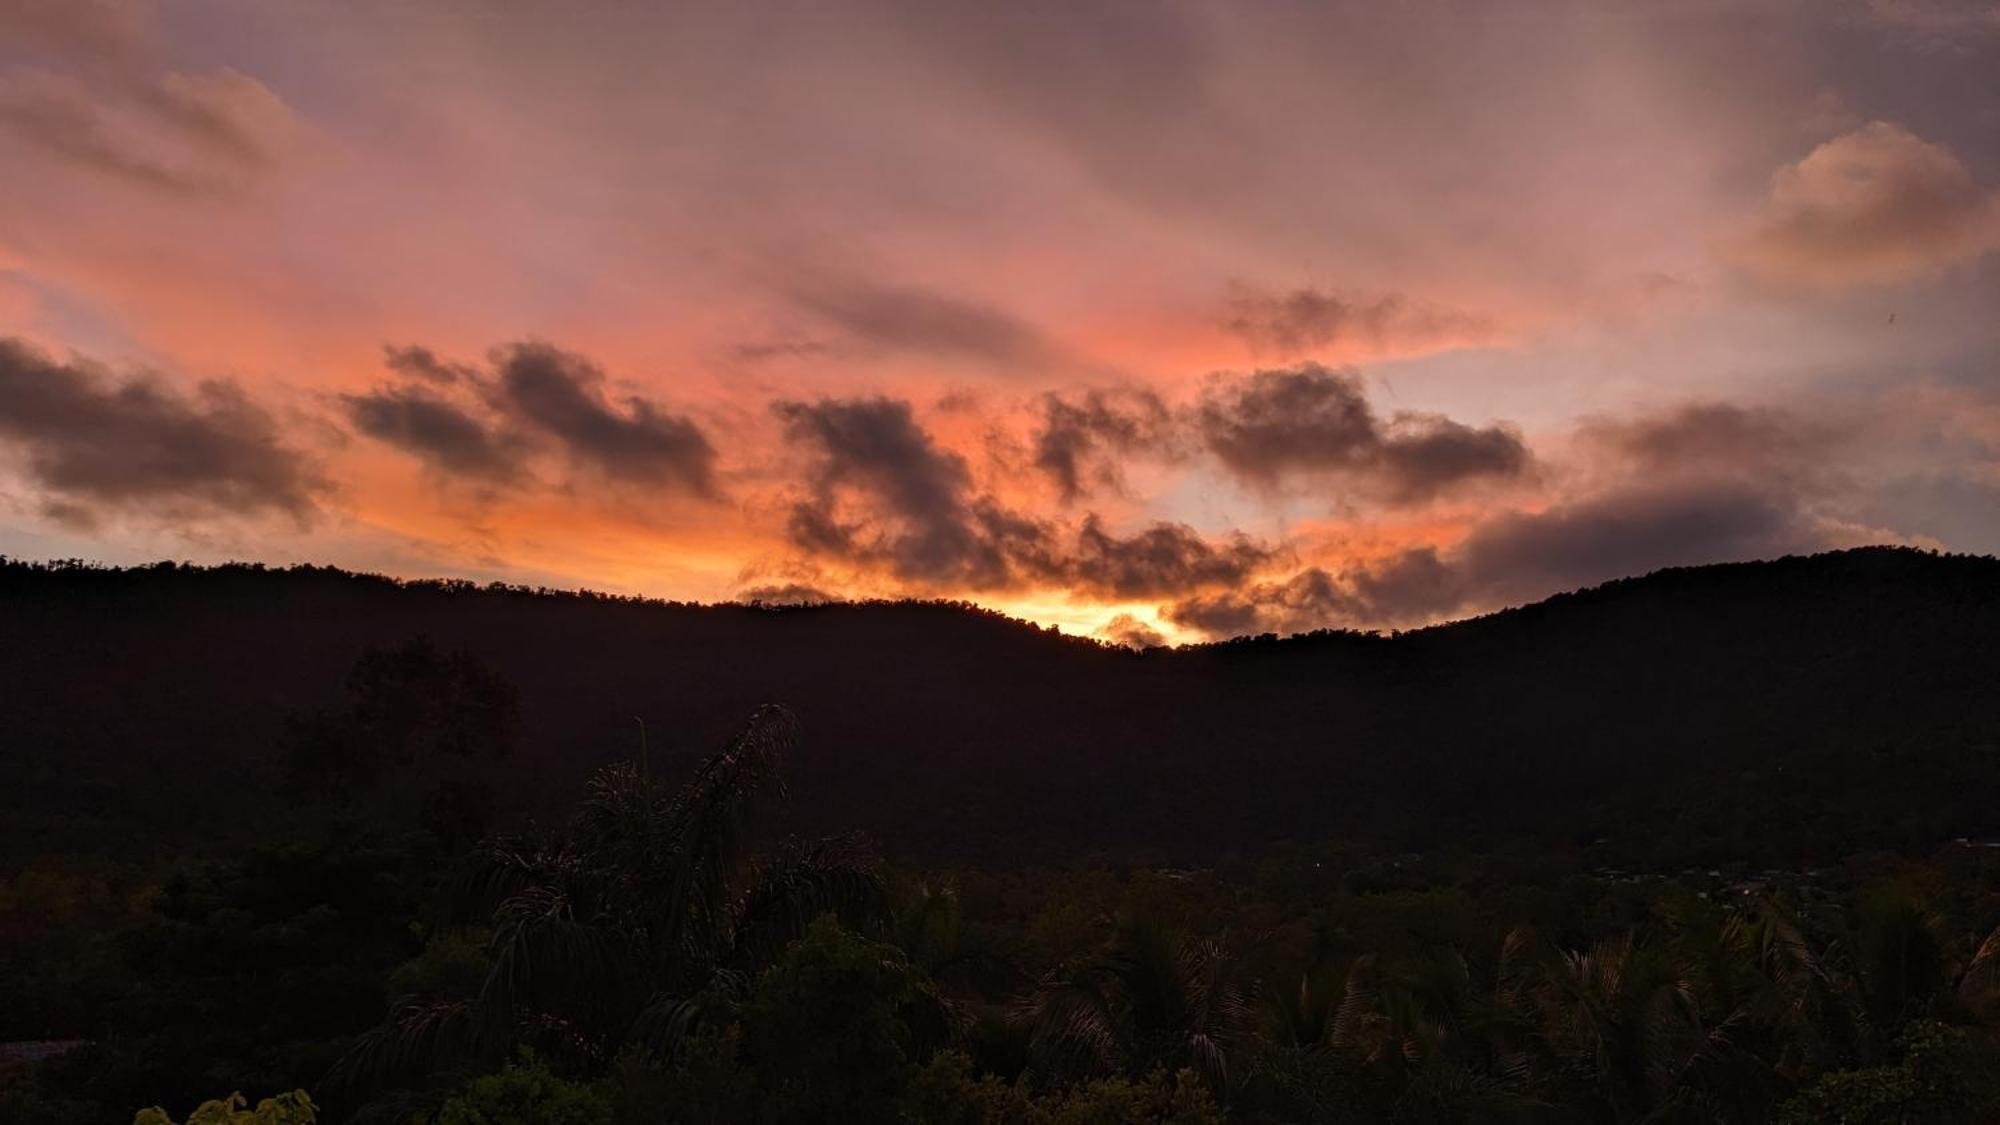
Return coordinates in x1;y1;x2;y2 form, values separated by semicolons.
1;547;1995;866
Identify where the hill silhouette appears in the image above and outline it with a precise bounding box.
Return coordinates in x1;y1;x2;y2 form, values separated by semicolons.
2;547;1996;867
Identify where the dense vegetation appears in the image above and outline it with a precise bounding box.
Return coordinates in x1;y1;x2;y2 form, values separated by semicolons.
3;548;1999;1121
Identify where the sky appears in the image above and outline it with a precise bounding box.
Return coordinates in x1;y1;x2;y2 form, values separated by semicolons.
2;0;1998;644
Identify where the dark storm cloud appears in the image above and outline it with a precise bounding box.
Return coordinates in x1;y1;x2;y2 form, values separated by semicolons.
1196;363;1530;499
1222;286;1491;357
776;396;1028;587
1032;387;1174;501
491;341;717;495
340;385;517;484
786;280;1060;368
0;336;324;525
777;397;976;544
1165;567;1356;639
1064;515;1277;599
776;394;1277;597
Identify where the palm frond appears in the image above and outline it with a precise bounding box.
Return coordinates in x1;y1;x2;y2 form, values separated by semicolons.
724;834;887;973
322;1000;480;1102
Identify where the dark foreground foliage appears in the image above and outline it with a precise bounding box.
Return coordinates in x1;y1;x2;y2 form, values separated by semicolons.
4;692;2000;1122
4;548;2000;1121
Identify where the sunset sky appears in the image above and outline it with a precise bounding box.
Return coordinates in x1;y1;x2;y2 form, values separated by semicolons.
2;0;1997;643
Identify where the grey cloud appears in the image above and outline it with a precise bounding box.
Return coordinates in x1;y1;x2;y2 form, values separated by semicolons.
777;396;1026;588
383;344;477;386
1065;515;1276;599
737;582;840;605
492;341;717;495
1378;415;1534;502
1197;363;1530;499
1032;387;1174;501
1162;547;1467;640
776;394;1277;598
0;336;324;525
1223;285;1491;357
1345;546;1467;623
1165;568;1355;639
787;280;1059;369
1198;364;1377;481
1578;402;1829;479
732;339;835;364
341;385;518;484
1163;479;1841;641
1452;480;1836;604
778;397;974;539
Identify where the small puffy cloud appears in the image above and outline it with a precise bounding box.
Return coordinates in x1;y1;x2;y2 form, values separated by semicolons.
1376;414;1534;503
347;341;719;499
1730;122;2000;289
1098;613;1167;649
341;385;519;484
1196;363;1530;500
491;341;717;494
1198;364;1381;481
0;336;325;527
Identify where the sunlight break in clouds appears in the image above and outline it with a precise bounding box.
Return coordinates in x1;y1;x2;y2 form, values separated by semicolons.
1;0;1997;643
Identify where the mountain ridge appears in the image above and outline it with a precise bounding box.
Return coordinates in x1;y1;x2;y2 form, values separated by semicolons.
2;546;1995;866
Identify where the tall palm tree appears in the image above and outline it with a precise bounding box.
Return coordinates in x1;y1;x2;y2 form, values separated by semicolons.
1020;916;1249;1097
327;704;884;1098
1329;932;1542;1123
1957;921;2000;1026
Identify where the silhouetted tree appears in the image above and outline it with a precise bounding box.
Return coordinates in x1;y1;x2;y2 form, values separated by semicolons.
326;705;884;1101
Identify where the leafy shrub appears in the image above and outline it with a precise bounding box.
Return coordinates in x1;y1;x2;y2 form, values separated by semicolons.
133;1090;316;1125
423;1051;611;1125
